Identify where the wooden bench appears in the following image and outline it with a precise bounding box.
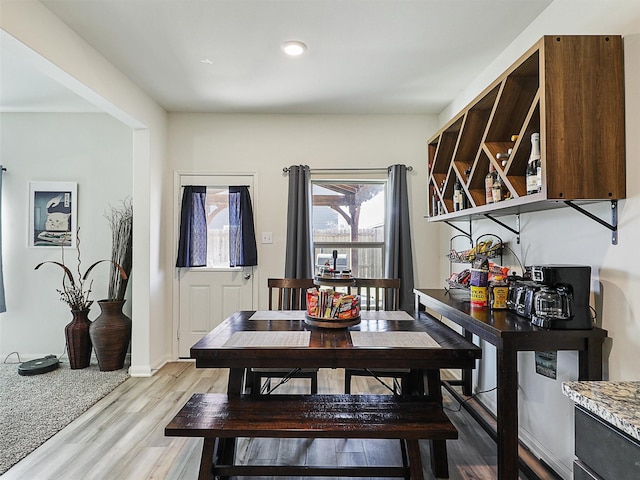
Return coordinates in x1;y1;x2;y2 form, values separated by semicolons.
165;393;458;480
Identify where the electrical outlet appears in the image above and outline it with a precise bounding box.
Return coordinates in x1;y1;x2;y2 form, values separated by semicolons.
261;232;273;244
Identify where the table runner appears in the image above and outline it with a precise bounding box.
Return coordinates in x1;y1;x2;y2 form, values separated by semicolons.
350;331;441;348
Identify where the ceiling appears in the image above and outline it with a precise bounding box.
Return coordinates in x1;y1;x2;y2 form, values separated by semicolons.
1;0;553;115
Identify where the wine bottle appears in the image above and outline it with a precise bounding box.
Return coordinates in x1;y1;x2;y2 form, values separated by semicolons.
526;133;542;194
485;163;496;204
431;188;439;217
453;177;463;211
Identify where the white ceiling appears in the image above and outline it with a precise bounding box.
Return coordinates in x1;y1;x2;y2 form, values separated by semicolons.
1;0;553;114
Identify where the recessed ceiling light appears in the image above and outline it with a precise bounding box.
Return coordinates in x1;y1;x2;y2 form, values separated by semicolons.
281;41;307;56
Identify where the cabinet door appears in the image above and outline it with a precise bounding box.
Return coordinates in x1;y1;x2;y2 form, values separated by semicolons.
574;460;602;480
575;407;640;480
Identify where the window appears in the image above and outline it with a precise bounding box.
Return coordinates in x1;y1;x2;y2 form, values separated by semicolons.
178;174;255;269
204;187;230;268
311;180;386;278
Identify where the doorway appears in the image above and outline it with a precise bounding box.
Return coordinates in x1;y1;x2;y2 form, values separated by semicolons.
176;173;256;357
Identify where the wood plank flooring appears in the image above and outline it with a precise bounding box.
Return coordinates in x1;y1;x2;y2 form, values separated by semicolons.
2;362;529;480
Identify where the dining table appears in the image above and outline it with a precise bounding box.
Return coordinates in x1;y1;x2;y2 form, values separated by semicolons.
189;309;482;478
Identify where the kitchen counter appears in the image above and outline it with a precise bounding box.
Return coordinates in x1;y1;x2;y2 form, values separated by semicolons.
562;381;640;441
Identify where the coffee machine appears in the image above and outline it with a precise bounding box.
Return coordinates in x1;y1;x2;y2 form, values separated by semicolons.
529;265;593;329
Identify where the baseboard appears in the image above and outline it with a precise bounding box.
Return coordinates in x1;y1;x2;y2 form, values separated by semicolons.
519;427;571;479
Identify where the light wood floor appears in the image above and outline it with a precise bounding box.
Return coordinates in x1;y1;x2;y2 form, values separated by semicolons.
2;362;528;480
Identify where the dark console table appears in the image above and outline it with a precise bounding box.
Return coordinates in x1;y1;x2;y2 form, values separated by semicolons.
414;288;608;480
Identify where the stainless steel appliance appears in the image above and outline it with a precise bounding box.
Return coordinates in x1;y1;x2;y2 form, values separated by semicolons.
529;265;593;329
507;265;593;329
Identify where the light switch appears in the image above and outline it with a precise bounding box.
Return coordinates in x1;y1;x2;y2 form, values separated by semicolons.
261;232;273;244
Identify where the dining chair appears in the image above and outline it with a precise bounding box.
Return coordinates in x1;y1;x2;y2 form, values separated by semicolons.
344;277;410;394
251;278;319;394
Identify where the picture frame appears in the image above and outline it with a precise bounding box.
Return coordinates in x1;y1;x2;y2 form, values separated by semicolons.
28;181;77;248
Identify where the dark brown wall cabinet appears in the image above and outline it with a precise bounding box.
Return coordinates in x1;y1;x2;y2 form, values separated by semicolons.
428;35;626;222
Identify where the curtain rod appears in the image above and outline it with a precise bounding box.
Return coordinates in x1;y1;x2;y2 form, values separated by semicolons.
282;166;413;174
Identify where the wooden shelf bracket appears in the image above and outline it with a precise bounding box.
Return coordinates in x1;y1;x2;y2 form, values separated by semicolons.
564;200;619;245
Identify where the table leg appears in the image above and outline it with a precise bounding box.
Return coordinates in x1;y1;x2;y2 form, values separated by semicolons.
227;367;245;395
407;369;425;395
462;329;473;396
496;343;518;480
425;369;449;478
579;336;603;380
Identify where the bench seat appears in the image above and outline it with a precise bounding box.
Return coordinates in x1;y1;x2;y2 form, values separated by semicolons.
165;393;458;479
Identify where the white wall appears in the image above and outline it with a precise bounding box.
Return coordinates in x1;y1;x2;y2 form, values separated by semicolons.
0;113;132;357
435;2;640;477
0;0;168;376
166;113;442;311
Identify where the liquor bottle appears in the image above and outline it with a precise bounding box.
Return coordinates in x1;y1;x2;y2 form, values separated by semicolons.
526;133;542;194
485;163;496;204
431;187;439;217
453;177;464;211
492;172;503;203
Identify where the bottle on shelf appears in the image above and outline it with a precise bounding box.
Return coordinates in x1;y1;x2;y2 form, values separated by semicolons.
492;172;504;203
453;177;464;211
526;132;542;194
431;187;439;217
485;163;496;204
496;152;510;162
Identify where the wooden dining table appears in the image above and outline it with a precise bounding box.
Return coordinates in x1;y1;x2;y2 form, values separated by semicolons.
189;309;482;478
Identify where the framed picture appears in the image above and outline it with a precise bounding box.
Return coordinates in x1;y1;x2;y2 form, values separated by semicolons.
29;181;77;248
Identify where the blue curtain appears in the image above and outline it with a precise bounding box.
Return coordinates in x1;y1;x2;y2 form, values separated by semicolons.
284;165;313;278
385;164;415;312
176;186;207;267
0;166;5;312
229;186;258;267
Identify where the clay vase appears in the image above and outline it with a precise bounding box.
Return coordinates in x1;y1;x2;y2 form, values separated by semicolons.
89;300;132;371
66;309;92;369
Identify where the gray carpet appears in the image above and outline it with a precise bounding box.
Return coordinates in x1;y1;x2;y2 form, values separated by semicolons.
0;359;129;475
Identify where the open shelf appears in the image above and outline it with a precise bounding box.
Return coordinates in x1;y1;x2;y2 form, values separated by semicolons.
427;35;626;225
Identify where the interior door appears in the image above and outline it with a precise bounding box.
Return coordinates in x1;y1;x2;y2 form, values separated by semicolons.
177;174;255;358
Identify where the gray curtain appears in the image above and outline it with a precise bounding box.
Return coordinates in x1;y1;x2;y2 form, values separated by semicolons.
385;164;414;312
229;186;258;267
0;166;5;313
284;165;314;278
176;186;207;267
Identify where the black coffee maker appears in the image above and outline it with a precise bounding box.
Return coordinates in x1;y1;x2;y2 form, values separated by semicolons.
529;265;593;329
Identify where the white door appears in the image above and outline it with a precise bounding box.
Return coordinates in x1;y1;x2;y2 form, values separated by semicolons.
177;174;255;358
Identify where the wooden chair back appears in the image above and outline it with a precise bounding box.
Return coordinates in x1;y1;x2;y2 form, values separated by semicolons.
268;278;316;310
350;278;400;311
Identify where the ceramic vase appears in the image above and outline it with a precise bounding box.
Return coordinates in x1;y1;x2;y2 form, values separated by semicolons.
89;300;131;371
66;309;92;369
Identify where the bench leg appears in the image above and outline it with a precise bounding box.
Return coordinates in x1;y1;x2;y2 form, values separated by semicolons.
406;439;425;480
429;439;449;478
199;438;216;480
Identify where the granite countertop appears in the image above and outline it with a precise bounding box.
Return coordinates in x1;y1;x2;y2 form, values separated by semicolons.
562;381;640;441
